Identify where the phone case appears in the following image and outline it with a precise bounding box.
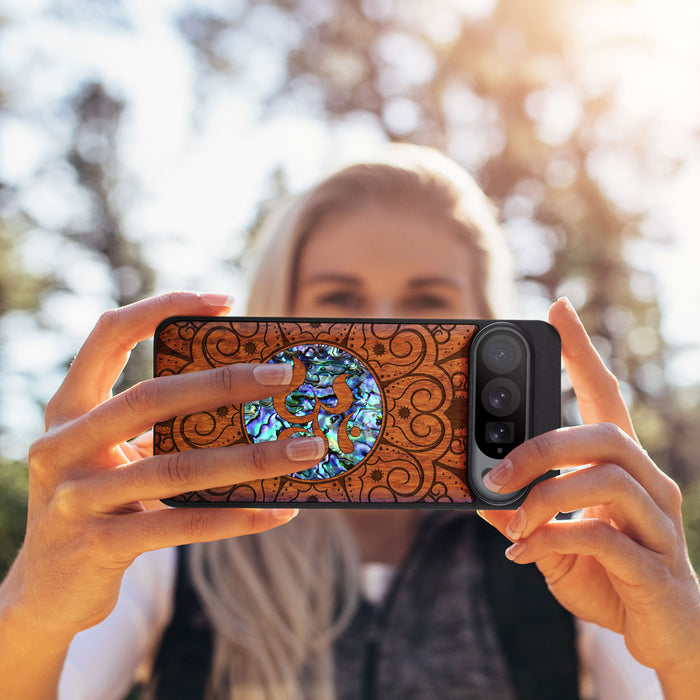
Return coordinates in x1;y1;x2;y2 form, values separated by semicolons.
154;317;560;508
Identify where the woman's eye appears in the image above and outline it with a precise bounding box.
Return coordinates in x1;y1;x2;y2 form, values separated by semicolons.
315;290;365;310
403;295;451;311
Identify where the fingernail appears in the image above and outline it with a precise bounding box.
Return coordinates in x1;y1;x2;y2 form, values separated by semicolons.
557;296;578;319
273;508;299;521
483;460;512;493
286;436;326;462
505;541;527;561
506;509;527;540
254;363;293;386
199;293;236;310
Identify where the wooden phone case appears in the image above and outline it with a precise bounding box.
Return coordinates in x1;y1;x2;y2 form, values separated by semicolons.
153;317;559;508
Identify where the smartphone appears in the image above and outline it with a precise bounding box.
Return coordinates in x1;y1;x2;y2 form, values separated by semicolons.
154;317;560;509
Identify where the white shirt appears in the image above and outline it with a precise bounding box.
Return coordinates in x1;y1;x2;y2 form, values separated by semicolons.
59;548;176;700
59;548;663;700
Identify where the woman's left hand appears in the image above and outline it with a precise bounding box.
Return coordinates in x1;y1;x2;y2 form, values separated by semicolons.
478;298;700;697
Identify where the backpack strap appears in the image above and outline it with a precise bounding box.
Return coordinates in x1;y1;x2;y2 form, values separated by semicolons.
477;516;580;700
146;546;212;699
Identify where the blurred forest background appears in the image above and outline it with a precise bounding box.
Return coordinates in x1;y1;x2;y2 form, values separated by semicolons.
1;0;700;575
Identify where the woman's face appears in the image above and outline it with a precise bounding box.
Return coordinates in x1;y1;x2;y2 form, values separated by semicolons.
293;202;485;318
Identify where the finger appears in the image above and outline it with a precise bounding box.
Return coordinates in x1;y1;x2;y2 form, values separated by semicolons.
483;423;681;515
548;298;636;439
47;292;235;424
504;464;676;554
110;506;301;558
85;436;326;508
503;518;662;588
65;362;294;456
120;440;144;462
476;509;516;539
119;431;152;461
126;430;153;459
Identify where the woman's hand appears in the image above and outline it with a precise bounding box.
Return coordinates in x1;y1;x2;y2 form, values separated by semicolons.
1;292;326;643
478;298;700;696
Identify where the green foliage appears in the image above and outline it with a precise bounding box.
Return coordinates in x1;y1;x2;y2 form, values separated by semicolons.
0;460;28;577
682;478;700;572
0;223;54;316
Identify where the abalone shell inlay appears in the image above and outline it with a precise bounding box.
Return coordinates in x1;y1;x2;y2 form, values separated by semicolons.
244;344;383;480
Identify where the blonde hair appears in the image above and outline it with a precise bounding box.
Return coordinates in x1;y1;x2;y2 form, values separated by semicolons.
188;144;514;699
246;143;514;318
189;512;360;700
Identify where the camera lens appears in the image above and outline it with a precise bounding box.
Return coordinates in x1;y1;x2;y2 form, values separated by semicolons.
481;378;521;417
482;334;523;374
489;386;511;411
486;421;514;444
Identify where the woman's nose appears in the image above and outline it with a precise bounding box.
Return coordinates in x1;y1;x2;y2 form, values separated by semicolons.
365;299;399;318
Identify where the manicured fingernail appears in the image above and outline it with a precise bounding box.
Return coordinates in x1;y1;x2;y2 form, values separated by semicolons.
286;436;326;462
254;363;293;386
506;509;527;540
483;460;512;493
557;296;578;319
505;541;527;561
273;508;299;521
199;293;236;309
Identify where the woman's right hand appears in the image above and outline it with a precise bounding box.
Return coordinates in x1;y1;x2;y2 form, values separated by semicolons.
1;292;325;642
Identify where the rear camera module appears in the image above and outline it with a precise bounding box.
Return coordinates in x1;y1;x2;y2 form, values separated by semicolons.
467;320;559;507
470;323;532;481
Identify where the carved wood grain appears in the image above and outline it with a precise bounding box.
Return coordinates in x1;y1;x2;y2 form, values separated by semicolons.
154;319;477;504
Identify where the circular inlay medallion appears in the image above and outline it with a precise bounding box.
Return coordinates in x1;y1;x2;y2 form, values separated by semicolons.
244;344;383;480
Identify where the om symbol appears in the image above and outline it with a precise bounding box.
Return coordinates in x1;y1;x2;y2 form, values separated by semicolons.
244;344;383;480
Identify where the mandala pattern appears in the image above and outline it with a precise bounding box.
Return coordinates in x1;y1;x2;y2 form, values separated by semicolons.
154;319;477;504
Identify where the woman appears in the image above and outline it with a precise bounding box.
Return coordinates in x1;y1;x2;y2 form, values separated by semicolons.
0;145;697;699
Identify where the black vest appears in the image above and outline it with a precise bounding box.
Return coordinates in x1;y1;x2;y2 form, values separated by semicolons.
148;514;579;699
